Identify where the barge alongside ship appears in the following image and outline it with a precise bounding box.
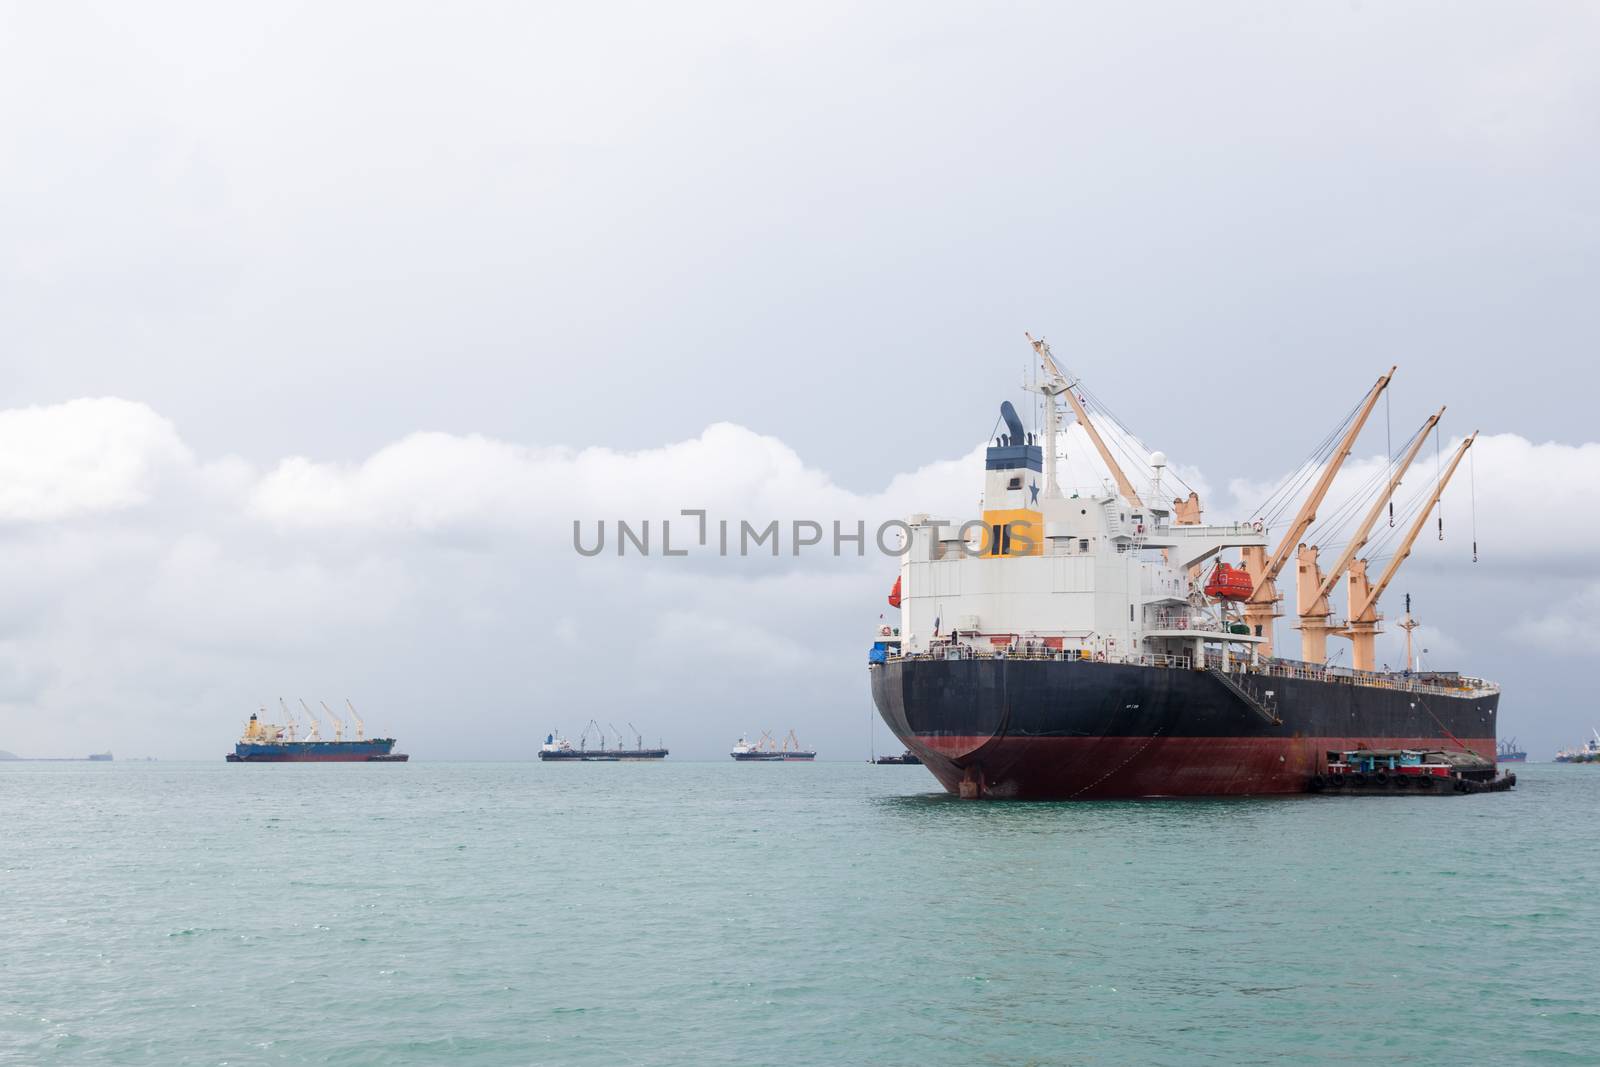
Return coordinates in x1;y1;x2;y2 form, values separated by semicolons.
870;338;1499;799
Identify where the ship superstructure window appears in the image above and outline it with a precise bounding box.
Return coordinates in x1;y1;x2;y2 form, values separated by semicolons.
1007;476;1022;490
1079;539;1089;553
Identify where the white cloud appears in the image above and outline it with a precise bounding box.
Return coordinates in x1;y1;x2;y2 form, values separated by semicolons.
0;398;191;522
1513;580;1600;655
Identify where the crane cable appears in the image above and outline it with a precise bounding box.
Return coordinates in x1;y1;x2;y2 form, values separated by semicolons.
1248;393;1365;526
1470;444;1479;563
1385;390;1394;527
1305;421;1428;548
1075;382;1199;498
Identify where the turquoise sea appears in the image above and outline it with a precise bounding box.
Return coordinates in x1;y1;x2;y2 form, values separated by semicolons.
3;760;1598;1066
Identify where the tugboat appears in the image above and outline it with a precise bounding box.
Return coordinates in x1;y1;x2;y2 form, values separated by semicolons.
874;749;923;765
1314;748;1515;794
870;338;1499;799
226;700;407;762
539;722;667;761
731;730;816;761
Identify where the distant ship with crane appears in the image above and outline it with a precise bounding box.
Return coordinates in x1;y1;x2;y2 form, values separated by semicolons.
226;700;408;762
871;337;1503;799
539;721;668;761
731;730;816;761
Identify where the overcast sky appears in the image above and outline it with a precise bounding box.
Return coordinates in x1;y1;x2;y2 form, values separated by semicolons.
2;2;1597;759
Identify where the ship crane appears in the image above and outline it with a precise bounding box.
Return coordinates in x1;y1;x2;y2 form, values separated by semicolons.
1242;367;1395;657
345;699;366;741
627;721;644;750
279;697;300;742
318;700;346;742
296;697;322;742
608;722;627;751
1294;406;1443;664
1025;333;1145;508
299;698;336;742
1338;432;1477;671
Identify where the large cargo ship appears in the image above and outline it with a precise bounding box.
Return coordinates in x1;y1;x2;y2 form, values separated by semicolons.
539;722;668;761
731;730;816;761
870;338;1498;799
226;701;408;762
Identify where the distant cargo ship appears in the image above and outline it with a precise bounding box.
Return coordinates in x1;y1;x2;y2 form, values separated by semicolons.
731;730;816;761
1554;731;1600;763
539;722;667;761
88;751;113;762
226;700;408;763
1497;738;1527;763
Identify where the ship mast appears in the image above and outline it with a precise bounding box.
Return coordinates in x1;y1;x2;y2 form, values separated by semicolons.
1294;406;1443;664
1397;594;1421;671
1025;333;1143;507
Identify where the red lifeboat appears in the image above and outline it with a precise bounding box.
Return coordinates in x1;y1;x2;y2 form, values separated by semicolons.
1204;562;1254;602
887;575;902;608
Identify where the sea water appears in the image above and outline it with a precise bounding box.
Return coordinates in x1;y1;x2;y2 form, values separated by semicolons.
3;760;1597;1065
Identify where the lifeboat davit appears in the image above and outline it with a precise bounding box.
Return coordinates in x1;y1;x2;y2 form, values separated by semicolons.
888;575;902;608
1204;562;1254;602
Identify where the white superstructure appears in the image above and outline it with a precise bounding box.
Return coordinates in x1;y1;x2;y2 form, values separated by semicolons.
891;336;1267;668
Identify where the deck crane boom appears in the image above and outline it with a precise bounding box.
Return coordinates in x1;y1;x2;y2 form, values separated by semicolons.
1241;366;1395;656
1294;406;1443;663
279;697;300;742
297;697;322;741
1339;432;1477;671
1025;334;1145;508
345;699;366;741
319;700;346;742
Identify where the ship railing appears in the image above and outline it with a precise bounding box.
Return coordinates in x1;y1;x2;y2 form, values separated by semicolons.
1204;653;1501;698
877;646;1497;695
879;647;1192;671
1147;610;1224;633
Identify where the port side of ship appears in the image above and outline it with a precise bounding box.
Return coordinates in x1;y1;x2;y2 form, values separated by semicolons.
869;339;1496;799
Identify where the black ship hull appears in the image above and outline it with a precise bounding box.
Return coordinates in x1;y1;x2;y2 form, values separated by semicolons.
870;658;1497;799
538;749;668;761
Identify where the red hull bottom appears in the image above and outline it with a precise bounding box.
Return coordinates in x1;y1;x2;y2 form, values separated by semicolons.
912;736;1498;800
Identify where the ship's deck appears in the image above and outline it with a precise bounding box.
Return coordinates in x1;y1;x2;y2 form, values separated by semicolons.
877;647;1499;700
